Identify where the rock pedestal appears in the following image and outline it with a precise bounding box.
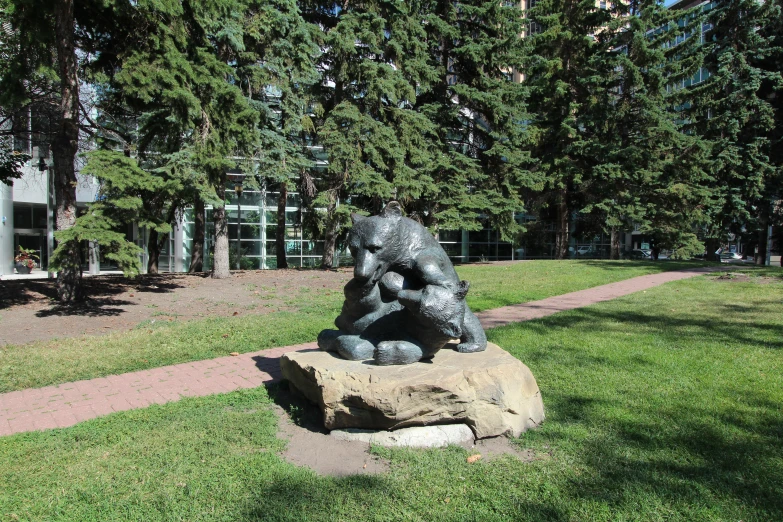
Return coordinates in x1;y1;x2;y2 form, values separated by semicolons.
280;342;544;439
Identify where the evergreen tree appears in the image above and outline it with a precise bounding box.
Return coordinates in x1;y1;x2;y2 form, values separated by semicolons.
1;0;82;298
586;0;711;259
80;150;188;274
300;0;431;267
0;7;31;183
104;0;317;277
414;0;535;240
0;138;29;184
522;0;613;258
687;0;782;263
0;0;137;300
239;4;319;269
303;0;534;267
756;0;783;260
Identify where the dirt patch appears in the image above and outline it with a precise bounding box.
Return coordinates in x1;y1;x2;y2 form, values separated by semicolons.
0;269;352;346
270;384;390;477
712;272;782;284
714;273;753;282
274;406;391;477
468;437;537;462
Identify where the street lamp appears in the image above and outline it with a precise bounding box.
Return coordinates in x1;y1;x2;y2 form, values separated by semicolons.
226;169;245;270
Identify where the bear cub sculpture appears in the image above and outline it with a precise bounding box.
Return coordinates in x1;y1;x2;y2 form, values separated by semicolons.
317;201;487;365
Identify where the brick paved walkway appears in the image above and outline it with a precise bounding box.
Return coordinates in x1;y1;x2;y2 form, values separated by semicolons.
0;266;719;437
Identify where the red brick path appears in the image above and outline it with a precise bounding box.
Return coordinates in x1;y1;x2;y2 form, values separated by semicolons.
475;266;722;328
0;266;718;437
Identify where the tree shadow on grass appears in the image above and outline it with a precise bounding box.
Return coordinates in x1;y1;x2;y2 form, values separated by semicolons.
507;300;783;355
539;385;783;518
490;298;783;517
577;259;716;273
241;473;391;522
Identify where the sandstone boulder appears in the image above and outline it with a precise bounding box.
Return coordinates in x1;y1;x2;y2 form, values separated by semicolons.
280;342;544;439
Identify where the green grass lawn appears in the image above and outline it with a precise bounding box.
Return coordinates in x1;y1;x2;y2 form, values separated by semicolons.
0;260;706;393
456;259;706;312
1;268;781;521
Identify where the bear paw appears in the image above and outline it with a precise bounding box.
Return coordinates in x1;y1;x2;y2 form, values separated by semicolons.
374;341;423;366
317;329;341;352
336;337;376;360
456;342;485;353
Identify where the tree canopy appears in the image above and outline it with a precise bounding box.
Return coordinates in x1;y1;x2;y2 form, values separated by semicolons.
2;0;781;282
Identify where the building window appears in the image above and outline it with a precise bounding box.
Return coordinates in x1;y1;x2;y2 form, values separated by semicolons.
527;0;542;35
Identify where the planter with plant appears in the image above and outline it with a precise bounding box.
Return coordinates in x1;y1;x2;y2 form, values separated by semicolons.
14;246;39;274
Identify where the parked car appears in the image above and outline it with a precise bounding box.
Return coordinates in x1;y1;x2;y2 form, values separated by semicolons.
575;246;598;258
627;249;652;260
720;252;751;263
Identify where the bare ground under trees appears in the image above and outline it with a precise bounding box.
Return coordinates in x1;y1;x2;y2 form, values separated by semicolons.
0;269;353;346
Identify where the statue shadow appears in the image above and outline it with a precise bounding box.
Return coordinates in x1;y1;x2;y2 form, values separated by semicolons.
251;352;326;435
265;380;329;435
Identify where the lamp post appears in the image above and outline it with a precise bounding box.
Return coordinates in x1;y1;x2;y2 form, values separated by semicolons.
227;170;245;270
36;148;56;278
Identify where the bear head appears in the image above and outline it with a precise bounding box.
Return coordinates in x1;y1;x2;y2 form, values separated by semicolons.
348;201;404;284
397;281;470;340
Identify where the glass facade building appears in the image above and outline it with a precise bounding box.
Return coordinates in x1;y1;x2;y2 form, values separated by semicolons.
183;188;341;271
145;186;519;274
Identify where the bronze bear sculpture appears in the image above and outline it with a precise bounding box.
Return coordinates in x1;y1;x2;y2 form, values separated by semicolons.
317;201;487;365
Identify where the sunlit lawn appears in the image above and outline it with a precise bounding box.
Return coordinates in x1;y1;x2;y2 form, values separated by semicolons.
0;260;706;392
1;268;781;520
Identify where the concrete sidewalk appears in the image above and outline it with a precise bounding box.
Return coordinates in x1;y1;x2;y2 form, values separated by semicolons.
0;266;720;437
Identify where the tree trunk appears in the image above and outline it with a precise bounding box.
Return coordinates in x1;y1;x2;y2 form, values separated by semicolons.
276;181;288;269
756;218;769;266
212;175;231;278
554;189;569;259
147;228;160;274
742;239;756;261
610;227;621;260
705;237;722;263
188;195;205;273
53;0;81;302
321;201;338;269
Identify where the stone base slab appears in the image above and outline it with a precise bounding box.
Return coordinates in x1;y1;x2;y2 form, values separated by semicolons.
331;424;475;448
280;342;544;439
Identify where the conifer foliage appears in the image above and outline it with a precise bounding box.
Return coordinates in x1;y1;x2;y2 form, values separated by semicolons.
415;0;534;241
0;140;29;185
302;0;534;267
2;0;782;285
522;0;613;259
89;0;318;277
0;0;125;301
587;0;710;259
688;0;782;263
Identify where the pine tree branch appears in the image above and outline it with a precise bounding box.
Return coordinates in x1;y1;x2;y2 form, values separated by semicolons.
78;100;130;146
